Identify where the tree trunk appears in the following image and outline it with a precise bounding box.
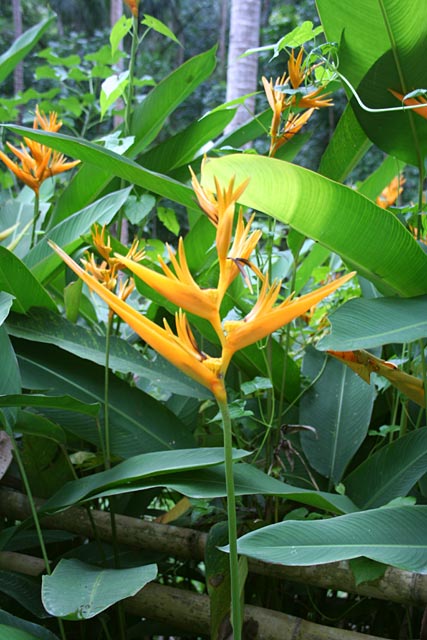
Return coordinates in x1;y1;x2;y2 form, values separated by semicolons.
224;0;262;134
12;0;24;123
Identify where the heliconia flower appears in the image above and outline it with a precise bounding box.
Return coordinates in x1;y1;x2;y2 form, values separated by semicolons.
270;108;315;156
190;164;249;263
49;241;227;402
0;106;79;195
294;87;333;109
221;272;355;369
288;48;306;89
376;175;405;209
123;0;139;17
390;89;427;120
116;242;224;339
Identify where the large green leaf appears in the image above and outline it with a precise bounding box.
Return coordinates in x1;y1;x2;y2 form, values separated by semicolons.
23;188;131;283
234;505;427;572
5;127;196;214
6;309;210;399
317;0;427;166
45;461;356;515
42;559;157;619
13;338;193;458
43;447;250;512
0;248;56;313
0;394;99;417
0;16;54;84
319;295;427;350
202;154;427;296
0;571;46;618
300;349;375;484
318;105;371;181
345;428;427;509
0;626;41;640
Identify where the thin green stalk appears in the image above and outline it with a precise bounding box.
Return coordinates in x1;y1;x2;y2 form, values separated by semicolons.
30;192;40;249
124;16;139;138
5;423;67;640
218;397;243;640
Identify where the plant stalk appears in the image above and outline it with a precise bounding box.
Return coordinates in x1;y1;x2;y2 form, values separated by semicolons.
218;397;243;640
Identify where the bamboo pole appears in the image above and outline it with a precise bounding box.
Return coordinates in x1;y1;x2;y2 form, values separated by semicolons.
1;487;426;606
0;550;385;640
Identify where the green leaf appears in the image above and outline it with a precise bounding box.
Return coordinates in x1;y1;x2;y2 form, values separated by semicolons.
358;156;405;200
349;557;387;586
22;434;74;498
23;188;131;283
51;48;217;224
319;296;427;350
14;338;193;458
345;428;427;509
0;293;14;326
0;16;54;84
0;611;58;640
50;462;356;515
42;559;157;619
64;279;82;323
0;394;100;417
318;105;371;181
0;626;41;640
317;0;427;166
300;349;375;484
0;328;21;428
205;523;231;640
110;16;133;55
100;71;129;119
157;206;179;235
6;127;195;216
141;14;182;46
0;248;56;313
14;410;67;445
234;506;427;572
0;571;46;618
202;154;427;296
43;448;251;512
7;308;210;399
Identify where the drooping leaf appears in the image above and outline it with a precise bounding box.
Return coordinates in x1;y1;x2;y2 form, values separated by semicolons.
0;293;14;326
43;448;250;512
0;394;100;417
13;338;193;458
300;348;375;484
0;611;58;640
234;506;427;573
0;571;47;618
141;14;182;46
202;154;427;297
42;559;157;619
345;428;427;509
0;328;21;429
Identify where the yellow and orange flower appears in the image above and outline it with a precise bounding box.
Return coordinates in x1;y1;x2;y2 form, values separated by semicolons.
123;0;139;17
376;175;405;209
0;106;80;195
390;89;427;120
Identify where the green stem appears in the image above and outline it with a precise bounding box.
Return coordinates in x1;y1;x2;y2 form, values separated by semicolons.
124;16;139;138
218;397;243;640
5;424;67;640
30;192;40;249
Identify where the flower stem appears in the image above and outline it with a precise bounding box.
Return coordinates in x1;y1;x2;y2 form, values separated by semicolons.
218;397;243;639
4;423;67;640
30;192;40;249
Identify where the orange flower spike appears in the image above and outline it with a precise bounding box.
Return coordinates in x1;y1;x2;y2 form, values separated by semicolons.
124;0;140;17
376;175;405;209
50;241;226;402
288;48;306;89
294;87;333;109
390;89;427;120
222;272;355;369
262;74;287;138
0;146;39;192
271;109;315;155
115;249;222;333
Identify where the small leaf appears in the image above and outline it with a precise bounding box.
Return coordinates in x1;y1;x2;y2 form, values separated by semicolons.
0;430;12;480
110;15;132;55
0;292;14;326
42;559;157;619
100;71;130;119
349;557;387;586
157;206;179;235
64;279;83;323
141;14;182;46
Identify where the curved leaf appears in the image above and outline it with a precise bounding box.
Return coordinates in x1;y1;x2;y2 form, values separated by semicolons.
0;612;58;640
42;559;157;620
0;248;56;313
0;16;54;84
319;295;427;350
202;154;427;296
317;0;427;166
345;428;427;509
234;506;427;572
